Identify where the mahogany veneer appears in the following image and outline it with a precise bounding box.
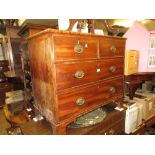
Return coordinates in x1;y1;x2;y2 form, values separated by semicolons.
28;29;126;134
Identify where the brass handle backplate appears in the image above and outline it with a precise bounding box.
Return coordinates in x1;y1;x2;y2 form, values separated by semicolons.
110;45;116;52
109;87;116;93
75;70;85;78
109;66;117;73
74;44;84;53
76;97;86;106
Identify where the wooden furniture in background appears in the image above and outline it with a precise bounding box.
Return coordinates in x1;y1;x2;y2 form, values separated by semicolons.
18;24;53;110
4;70;24;90
0;60;10;82
3;104;30;134
0;33;19;108
28;29;126;134
0;82;13;108
125;72;155;99
18;23;53;38
0;60;13;108
130;115;155;135
5;27;21;71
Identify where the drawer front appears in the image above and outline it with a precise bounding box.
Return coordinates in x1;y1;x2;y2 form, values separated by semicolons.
86;118;125;135
0;83;13;106
105;119;125;135
0;66;9;73
0;73;6;81
56;58;124;90
0;83;13;91
53;35;98;61
57;78;124;121
0;60;9;67
99;38;125;58
99;58;124;79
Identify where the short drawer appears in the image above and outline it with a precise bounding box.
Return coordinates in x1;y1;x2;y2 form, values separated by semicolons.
0;60;9;67
53;35;98;61
99;58;124;79
57;78;124;121
99;37;125;58
56;58;124;90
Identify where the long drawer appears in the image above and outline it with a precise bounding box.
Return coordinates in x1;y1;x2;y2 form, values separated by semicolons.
56;58;124;90
87;118;125;135
99;37;125;58
56;77;124;121
53;35;98;61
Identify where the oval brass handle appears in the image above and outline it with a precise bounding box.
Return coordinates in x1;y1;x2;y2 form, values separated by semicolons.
109;129;115;135
76;97;86;106
74;44;84;53
110;45;116;52
75;70;85;78
109;87;116;93
109;66;117;73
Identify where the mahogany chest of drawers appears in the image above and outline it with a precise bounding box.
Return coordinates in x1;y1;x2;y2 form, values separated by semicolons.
28;29;126;134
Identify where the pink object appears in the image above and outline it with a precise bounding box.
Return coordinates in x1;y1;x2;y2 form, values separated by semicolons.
124;21;155;72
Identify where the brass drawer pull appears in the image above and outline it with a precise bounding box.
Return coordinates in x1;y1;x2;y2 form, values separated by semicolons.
109;129;115;135
74;44;84;53
109;66;117;73
109;87;116;93
75;70;85;78
110;45;116;52
76;97;86;106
